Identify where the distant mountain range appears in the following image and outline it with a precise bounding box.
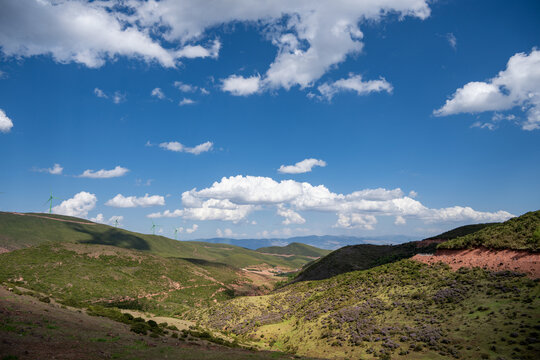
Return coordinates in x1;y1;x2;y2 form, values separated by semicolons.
195;234;418;250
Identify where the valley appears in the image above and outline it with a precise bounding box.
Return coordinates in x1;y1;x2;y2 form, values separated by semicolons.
1;210;539;359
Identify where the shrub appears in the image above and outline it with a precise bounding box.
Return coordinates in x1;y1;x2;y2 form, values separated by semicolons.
130;322;150;335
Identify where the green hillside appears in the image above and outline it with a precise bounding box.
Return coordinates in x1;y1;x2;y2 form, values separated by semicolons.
293;222;499;282
0;212;315;269
0;242;257;315
424;223;498;240
194;260;540;359
438;210;540;251
256;242;332;258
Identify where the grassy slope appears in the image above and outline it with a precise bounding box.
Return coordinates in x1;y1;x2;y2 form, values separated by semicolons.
0;242;255;315
294;222;500;283
424;223;498;240
0;212;314;268
438;210;540;251
194;260;540;359
0;287;312;360
256;242;332;257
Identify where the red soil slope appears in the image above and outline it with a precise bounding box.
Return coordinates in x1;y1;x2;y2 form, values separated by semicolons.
412;247;540;279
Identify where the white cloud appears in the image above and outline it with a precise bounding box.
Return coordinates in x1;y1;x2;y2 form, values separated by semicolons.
179;175;514;228
94;88;107;98
221;75;261;96
147;209;183;218
112;91;126;104
151;87;165;99
216;228;236;237
2;1;429;94
159;141;213;155
278;158;327;174
0;0;180;68
79;166;129;178
179;98;195;106
0;109;14;133
105;193;165;208
394;215;406;225
435;49;540;130
335;213;377;230
317;74;393;101
52;191;97;218
35;163;63;175
185;224;199;234
174;81;197;92
446;33;457;50
175;39;220;59
276;205;306;225
90;213;105;223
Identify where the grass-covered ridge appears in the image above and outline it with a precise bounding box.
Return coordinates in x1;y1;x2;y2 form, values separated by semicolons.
194;260;540;359
438;210;540;251
256;242;332;257
0;242;259;315
0;211;315;269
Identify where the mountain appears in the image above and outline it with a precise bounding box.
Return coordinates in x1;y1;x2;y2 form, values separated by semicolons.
194;259;539;359
293;222;496;282
438;210;540;251
198;234;417;250
0;212;316;269
256;242;332;258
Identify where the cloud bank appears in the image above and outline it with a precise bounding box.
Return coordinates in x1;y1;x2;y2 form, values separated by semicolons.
147;175;514;229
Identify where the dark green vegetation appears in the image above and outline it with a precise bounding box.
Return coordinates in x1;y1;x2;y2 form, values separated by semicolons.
0;212;317;269
195;260;540;359
0;242;246;315
439;210;540;251
256;242;332;258
294;242;428;282
424;223;498;241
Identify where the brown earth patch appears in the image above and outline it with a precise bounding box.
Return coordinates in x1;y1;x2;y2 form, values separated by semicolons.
412;247;540;278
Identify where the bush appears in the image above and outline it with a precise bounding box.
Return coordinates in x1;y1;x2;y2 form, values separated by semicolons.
130;322;150;335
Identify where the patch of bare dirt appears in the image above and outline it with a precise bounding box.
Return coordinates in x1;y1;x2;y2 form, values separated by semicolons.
412;247;540;278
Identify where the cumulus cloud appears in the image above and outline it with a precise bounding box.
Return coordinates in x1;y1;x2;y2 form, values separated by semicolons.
105;193;165;208
79;166;129;178
179;98;195;106
185;224;199;234
394;215;406;225
0;0;181;68
0;109;14;133
278;158;327;174
175;39;220;59
52;191;97;218
35;163;63;175
147;209;183;218
174;81;197;92
221;75;261;96
171;175;514;229
159;141;213;155
94;88;107;98
151;87;165;99
317;74;393;101
276;205;306;225
1;1;430;94
435;49;540;130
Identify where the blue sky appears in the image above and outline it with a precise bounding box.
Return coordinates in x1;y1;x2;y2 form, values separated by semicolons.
0;0;539;241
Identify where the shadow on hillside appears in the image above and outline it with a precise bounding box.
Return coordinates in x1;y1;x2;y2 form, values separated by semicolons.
180;257;230;269
68;224;151;251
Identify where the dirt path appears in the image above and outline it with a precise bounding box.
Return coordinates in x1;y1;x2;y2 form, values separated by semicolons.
412;247;540;278
9;212;96;225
